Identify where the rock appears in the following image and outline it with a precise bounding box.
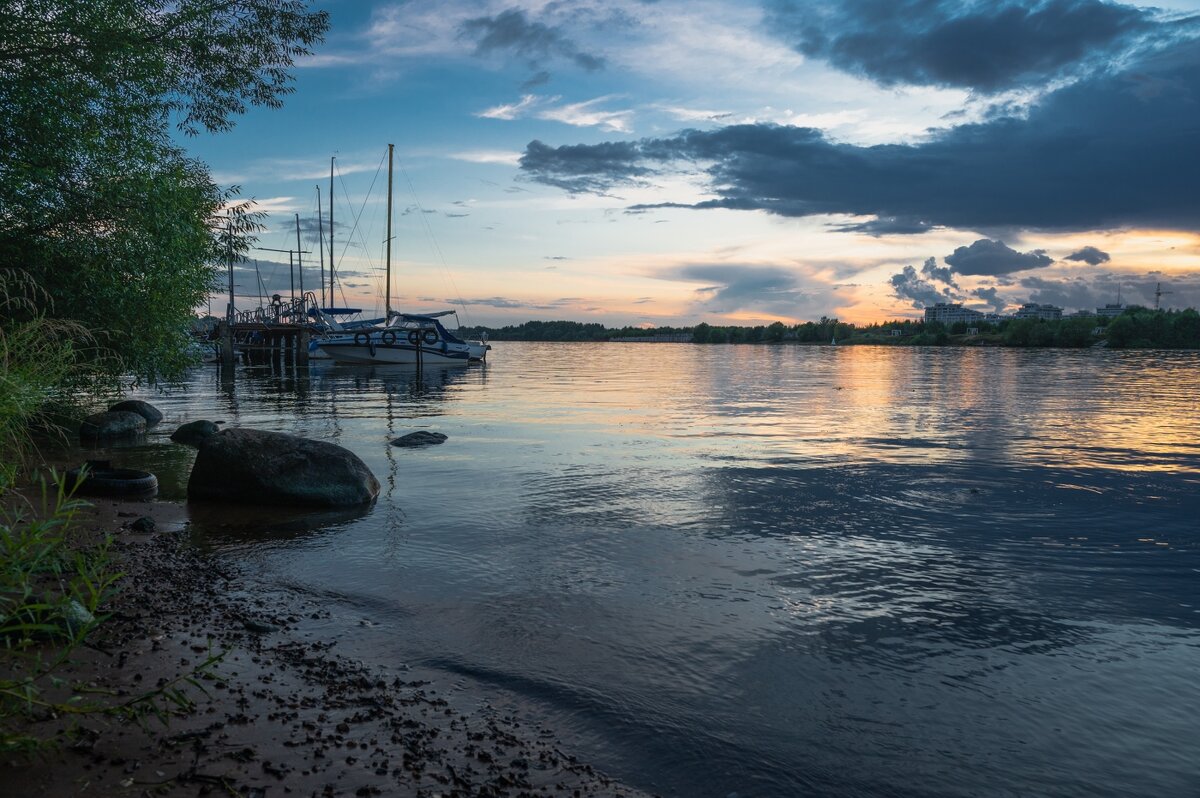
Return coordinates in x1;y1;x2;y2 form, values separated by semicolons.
107;399;163;426
170;420;223;447
243;619;277;635
188;428;379;507
390;431;447;447
129;516;156;533
61;599;95;636
80;411;147;440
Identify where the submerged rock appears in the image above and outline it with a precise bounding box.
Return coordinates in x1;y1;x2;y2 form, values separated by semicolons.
80;410;147;441
171;419;223;447
391;431;448;447
108;399;163;426
188;428;379;507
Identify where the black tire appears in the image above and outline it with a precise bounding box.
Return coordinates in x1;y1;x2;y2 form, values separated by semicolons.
422;329;439;345
354;331;369;346
407;330;421;345
64;466;158;496
381;330;396;345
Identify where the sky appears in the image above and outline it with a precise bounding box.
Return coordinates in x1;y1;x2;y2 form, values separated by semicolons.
187;0;1200;327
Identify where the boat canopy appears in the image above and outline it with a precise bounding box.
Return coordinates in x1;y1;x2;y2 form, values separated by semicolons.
389;313;466;344
316;307;364;315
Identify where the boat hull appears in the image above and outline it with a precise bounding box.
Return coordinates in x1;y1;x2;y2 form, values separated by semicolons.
319;341;471;365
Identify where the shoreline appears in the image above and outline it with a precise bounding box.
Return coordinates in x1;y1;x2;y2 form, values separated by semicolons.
2;494;649;797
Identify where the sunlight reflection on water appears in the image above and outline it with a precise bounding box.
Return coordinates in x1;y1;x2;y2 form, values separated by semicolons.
111;344;1200;797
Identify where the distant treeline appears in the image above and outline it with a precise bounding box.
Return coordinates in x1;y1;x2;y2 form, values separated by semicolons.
461;308;1200;349
462;320;692;342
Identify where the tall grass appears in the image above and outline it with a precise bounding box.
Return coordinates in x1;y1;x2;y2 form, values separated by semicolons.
0;270;110;488
0;273;215;751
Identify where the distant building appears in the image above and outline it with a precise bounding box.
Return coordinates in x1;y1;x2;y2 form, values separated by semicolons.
966;327;980;336
924;303;986;325
1096;303;1127;318
1013;303;1063;321
1067;309;1094;318
888;328;904;337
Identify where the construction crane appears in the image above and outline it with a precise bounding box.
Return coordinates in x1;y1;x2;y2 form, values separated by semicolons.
1155;282;1173;310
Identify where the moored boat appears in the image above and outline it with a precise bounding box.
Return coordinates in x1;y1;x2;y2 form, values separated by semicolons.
319;313;472;365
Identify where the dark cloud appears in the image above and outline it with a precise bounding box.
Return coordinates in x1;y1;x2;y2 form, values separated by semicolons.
765;0;1161;92
1064;245;1112;264
832;216;936;236
519;38;1200;233
920;255;957;285
460;9;605;72
674;264;814;315
945;239;1053;275
521;70;551;89
971;286;1007;312
889;263;956;309
230;259;322;296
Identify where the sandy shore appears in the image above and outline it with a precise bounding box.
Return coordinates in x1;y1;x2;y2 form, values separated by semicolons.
2;495;650;797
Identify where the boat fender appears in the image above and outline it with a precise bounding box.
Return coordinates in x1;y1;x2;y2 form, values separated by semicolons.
422;329;439;345
381;330;396;345
354;331;369;346
368;337;376;357
407;330;421;346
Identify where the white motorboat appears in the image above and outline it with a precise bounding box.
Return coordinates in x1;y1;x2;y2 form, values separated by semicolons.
319;313;472;365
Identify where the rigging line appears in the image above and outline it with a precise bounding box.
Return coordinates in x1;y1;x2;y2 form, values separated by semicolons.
334;151;386;268
332;152;385;313
395;158;473;328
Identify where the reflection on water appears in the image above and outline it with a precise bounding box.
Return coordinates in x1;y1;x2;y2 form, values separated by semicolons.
127;345;1200;797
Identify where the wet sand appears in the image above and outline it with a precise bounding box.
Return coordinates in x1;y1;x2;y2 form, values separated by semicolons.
2;497;650;797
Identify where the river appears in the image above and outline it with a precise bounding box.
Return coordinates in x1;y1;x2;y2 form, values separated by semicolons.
113;343;1199;797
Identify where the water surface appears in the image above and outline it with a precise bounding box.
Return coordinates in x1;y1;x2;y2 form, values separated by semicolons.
115;344;1199;797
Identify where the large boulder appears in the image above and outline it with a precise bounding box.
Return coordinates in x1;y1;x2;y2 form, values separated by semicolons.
188;428;379;507
108;399;163;426
171;420;223;447
80;411;147;441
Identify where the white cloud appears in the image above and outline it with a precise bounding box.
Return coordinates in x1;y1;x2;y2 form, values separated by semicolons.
475;93;550;120
537;95;633;132
450;150;523;165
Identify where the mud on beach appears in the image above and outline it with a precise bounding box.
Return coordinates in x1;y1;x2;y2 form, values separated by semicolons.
3;499;649;797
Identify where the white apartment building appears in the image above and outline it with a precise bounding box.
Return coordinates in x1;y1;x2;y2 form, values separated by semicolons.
1013;303;1063;321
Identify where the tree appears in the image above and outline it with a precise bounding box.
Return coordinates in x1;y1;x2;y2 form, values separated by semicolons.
0;1;329;385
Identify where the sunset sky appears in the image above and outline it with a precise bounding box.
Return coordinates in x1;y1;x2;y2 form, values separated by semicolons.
189;0;1200;327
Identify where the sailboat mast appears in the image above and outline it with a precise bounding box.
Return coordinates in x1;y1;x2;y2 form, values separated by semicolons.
329;156;335;306
295;213;304;300
316;185;325;309
386;143;394;317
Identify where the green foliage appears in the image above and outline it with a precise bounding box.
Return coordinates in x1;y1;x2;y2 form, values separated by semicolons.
0;0;327;386
0;272;105;473
1105;308;1200;348
0;477;223;752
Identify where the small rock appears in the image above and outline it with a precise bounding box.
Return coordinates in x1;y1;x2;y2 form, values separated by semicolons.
243;620;277;635
129;516;156;533
80;411;146;441
390;431;447;448
107;400;163;426
170;420;224;447
61;599;95;636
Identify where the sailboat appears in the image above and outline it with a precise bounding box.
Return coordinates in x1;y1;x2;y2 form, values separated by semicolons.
316;144;475;366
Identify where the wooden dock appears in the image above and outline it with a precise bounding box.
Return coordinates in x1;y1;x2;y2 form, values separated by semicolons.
217;293;316;367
